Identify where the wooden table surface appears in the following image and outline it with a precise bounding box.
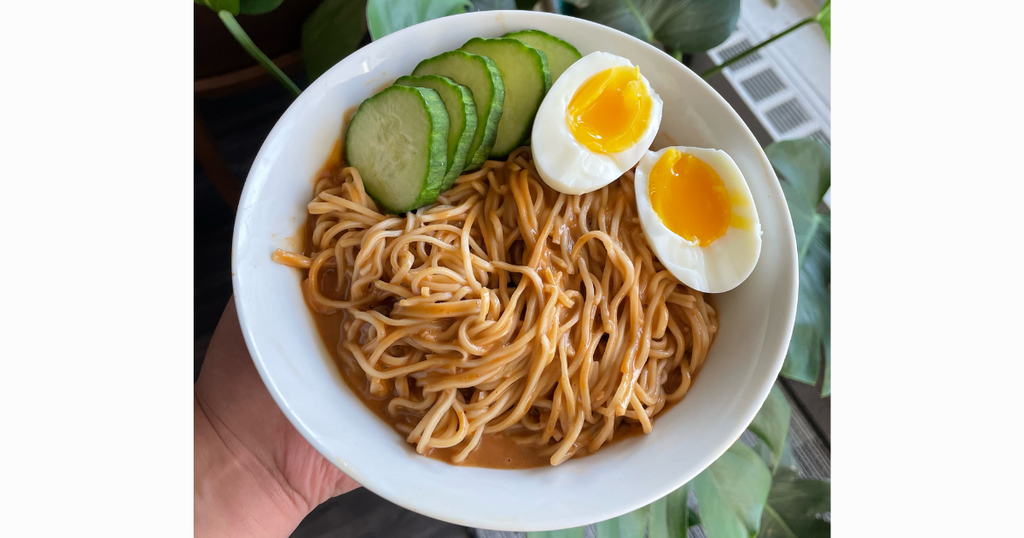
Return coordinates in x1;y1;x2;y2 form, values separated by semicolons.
194;70;830;538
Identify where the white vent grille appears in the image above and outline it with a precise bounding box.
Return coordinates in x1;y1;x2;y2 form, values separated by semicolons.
740;69;787;102
765;98;812;134
707;0;830;146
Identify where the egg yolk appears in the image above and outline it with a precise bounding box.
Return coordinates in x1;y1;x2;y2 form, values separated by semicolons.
567;65;652;154
649;149;731;247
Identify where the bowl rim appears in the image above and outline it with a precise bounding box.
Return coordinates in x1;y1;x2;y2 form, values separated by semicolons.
232;9;798;531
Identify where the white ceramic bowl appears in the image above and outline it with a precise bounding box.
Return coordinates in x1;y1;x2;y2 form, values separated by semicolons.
232;10;797;532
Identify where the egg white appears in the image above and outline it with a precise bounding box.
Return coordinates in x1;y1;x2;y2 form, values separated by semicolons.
532;52;663;195
634;146;762;294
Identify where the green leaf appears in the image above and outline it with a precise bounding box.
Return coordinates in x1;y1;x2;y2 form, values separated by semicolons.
595;503;650;537
815;0;830;45
239;0;284;15
527;529;585;538
366;0;474;41
759;440;801;483
474;0;516;9
648;482;700;538
578;0;741;54
194;0;240;15
758;475;830;538
821;323;830;396
577;0;653;42
301;0;368;82
515;0;537;10
765;139;830;388
747;384;791;470
693;442;772;538
751;437;775;471
775;437;799;476
752;436;797;476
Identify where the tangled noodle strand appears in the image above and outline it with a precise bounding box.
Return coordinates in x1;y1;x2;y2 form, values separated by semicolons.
273;147;717;466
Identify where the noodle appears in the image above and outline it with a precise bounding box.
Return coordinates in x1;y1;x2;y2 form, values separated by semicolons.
272;147;718;466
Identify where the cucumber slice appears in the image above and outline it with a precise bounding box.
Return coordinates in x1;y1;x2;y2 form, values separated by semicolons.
394;75;477;190
413;51;503;171
503;30;582;83
460;37;551;158
344;85;450;214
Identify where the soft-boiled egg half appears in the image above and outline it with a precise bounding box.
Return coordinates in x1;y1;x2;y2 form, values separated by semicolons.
532;52;663;194
634;147;762;293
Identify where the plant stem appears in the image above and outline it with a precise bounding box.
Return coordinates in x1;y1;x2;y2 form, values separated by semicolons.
701;16;815;79
218;11;301;97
